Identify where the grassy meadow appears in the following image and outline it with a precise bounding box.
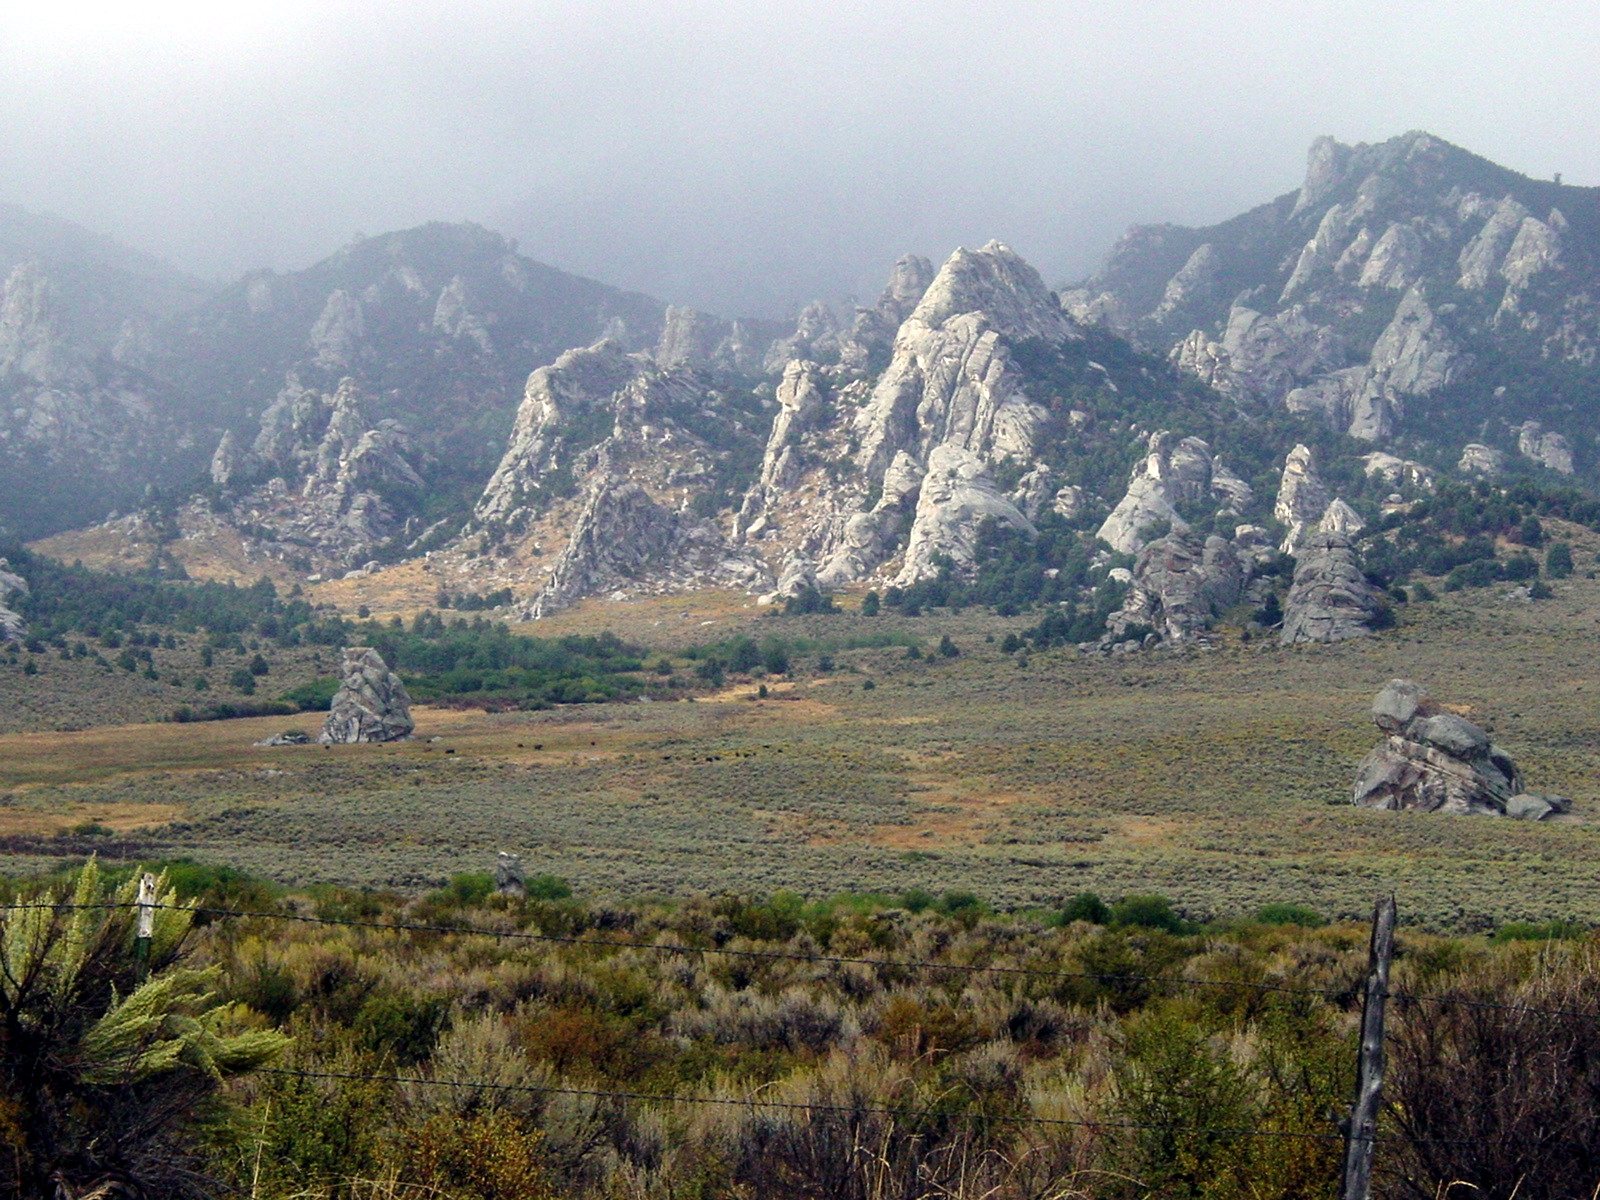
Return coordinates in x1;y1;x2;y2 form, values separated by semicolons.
4;533;1600;931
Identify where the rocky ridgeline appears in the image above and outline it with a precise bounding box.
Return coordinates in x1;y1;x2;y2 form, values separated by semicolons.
320;648;414;744
1066;131;1599;471
0;557;28;643
466;240;1403;645
1353;680;1570;819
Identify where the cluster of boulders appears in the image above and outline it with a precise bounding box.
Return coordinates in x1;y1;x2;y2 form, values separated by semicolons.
1353;679;1570;819
319;648;415;744
1097;439;1390;650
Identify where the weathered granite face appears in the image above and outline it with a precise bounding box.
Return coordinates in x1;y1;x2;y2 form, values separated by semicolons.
1458;442;1507;476
1273;444;1332;554
1516;420;1575;474
1106;531;1245;644
526;477;770;619
894;444;1034;586
1352;679;1570;819
0;557;28;643
320;647;415;744
1279;532;1387;645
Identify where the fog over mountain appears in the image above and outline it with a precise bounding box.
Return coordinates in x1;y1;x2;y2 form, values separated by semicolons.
2;2;1597;316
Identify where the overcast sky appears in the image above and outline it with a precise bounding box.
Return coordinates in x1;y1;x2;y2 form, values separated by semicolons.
1;1;1596;316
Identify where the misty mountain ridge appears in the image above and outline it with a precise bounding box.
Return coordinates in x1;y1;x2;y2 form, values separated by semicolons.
10;130;1600;655
1064;130;1599;466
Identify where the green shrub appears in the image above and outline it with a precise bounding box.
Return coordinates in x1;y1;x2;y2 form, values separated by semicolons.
1546;541;1574;578
1111;893;1185;933
1061;892;1112;925
438;872;495;906
1255;903;1325;928
525;874;573;902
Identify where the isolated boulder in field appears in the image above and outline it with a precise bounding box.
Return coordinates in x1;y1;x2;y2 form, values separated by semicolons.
256;728;311;747
495;852;526;897
1352;679;1569;818
320;647;414;744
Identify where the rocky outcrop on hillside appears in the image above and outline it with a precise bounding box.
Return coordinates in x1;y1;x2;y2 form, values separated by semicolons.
1516;420;1575;474
1097;432;1251;554
1361;451;1435;491
1281;288;1458;441
1352;679;1570;818
1458;443;1507;476
204;378;428;568
731;244;1266;604
528;476;769;618
1272;443;1328;550
470;340;772;615
654;305;777;373
0;557;27;643
1168;305;1342;409
320;647;414;744
1066;131;1600;469
1107;531;1246;644
838;255;936;373
895;445;1035;585
1279;532;1387;645
1;218;675;542
0;259;195;535
735;243;1107;592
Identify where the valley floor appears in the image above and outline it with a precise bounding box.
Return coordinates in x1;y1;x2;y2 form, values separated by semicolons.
4;564;1600;930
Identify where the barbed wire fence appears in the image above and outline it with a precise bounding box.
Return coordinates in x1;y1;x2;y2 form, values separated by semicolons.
5;888;1593;1198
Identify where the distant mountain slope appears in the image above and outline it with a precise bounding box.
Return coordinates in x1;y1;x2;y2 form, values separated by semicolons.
1064;131;1600;481
156;222;669;457
0;205;213;539
0;217;675;540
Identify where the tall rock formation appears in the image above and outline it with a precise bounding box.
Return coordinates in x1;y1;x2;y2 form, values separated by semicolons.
200;378;428;569
1106;532;1246;644
1097;432;1248;554
1279;532;1387;645
472;341;771;615
320;647;414;744
528;477;768;618
1273;444;1333;553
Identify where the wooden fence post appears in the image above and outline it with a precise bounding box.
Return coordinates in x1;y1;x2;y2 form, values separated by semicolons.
134;872;157;982
1341;892;1397;1200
